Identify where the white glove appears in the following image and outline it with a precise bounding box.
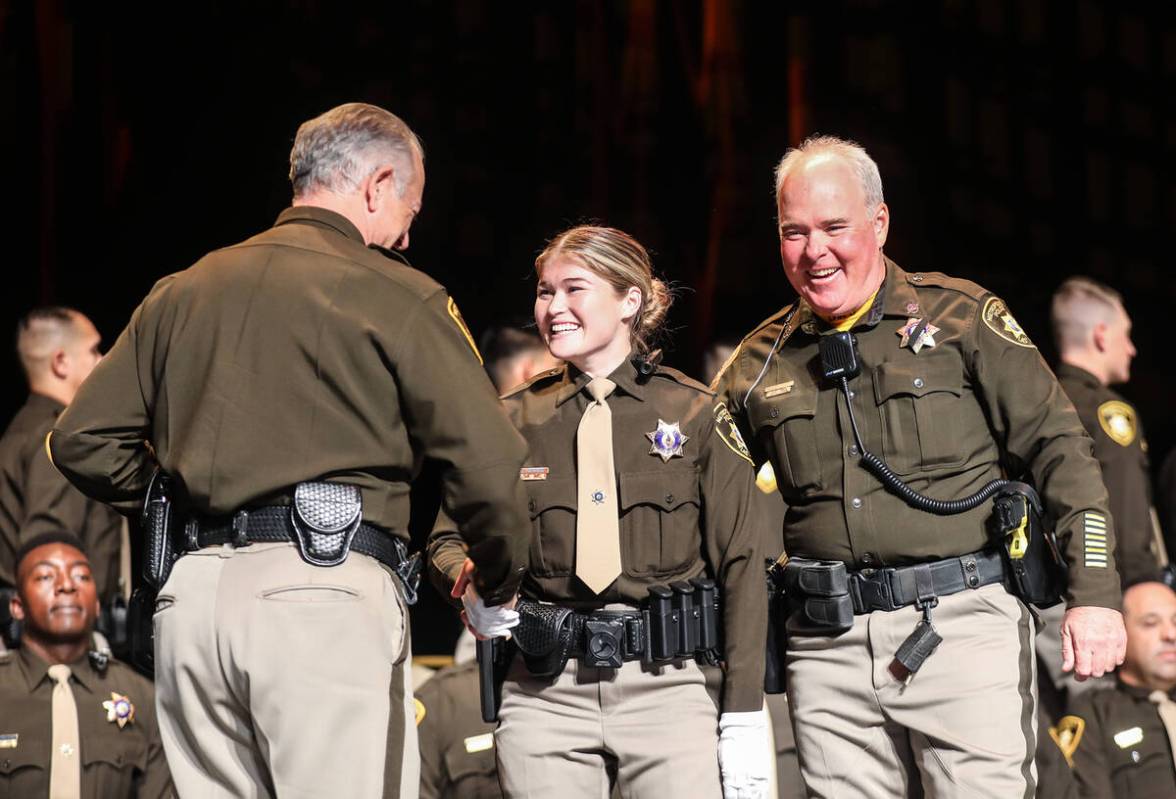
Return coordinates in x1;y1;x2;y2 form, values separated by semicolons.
718;709;772;799
461;583;520;638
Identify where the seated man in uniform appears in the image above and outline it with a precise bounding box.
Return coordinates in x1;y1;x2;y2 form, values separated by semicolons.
0;532;171;797
1064;579;1176;798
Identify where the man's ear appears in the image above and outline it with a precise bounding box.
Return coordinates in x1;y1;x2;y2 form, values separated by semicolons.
874;202;890;248
49;348;69;380
1092;322;1109;353
366;164;397;213
9;593;24;622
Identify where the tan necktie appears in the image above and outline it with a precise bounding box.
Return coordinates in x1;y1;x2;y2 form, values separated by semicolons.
575;378;622;594
1149;690;1176;767
48;664;81;799
119;518;133;602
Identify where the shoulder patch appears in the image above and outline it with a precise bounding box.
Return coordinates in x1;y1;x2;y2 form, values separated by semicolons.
981;297;1035;348
1050;715;1085;766
447;297;483;365
713;402;753;464
1097;400;1136;447
414;698;427;726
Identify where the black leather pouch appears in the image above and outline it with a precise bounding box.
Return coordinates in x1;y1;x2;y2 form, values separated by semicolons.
514;599;575;678
290;481;362;566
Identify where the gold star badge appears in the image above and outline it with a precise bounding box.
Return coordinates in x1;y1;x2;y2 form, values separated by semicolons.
102;693;135;728
896;318;940;353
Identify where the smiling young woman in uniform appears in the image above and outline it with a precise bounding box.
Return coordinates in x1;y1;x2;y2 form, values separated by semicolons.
430;225;769;799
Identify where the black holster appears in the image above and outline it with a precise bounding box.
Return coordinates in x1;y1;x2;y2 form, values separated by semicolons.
991;482;1067;608
764;559;788;694
781;559;854;634
477;636;515;723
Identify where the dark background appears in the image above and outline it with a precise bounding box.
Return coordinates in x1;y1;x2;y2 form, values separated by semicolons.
4;0;1174;653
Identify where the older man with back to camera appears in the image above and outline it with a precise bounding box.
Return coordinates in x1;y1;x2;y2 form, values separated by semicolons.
47;102;532;799
712;135;1125;797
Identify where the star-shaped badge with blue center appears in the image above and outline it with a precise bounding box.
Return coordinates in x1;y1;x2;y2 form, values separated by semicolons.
102;692;135;728
646;419;688;463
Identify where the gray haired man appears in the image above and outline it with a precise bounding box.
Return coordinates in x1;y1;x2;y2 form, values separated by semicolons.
48;103;532;797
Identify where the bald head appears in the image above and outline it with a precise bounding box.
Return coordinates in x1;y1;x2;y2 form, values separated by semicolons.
15;307;102;404
1119;580;1176;692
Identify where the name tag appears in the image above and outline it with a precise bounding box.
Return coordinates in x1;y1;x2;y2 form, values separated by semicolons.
0;734;16;749
520;467;549;481
763;381;795;399
464;733;494;753
1114;727;1143;748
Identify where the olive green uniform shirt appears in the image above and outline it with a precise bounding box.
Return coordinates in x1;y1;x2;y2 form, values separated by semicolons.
416;660;501;799
1067;680;1176;799
712;258;1120;610
431;358;766;711
0;394;122;599
0;648;172;798
48;207;530;602
1056;363;1162;586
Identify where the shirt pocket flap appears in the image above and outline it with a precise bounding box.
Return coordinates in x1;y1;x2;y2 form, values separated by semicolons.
873;360;964;402
748;382;819;429
443;741;497;780
0;737;49;775
525;476;577;518
82;732;147;771
619;470;699;512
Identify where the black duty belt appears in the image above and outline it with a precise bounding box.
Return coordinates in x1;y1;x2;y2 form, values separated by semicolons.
185;506;421;603
848;549;1006;614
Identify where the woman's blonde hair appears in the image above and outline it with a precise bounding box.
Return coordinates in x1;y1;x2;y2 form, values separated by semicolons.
535;225;672;354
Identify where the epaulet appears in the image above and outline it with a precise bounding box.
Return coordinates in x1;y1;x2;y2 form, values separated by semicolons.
744;303;797;342
500;366;565;399
652;365;713;395
904;271;987;302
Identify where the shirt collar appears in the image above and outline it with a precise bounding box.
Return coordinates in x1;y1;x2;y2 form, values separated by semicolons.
274;206;366;245
26;392;65;417
554;356;648;407
794;257;913;337
1055;363;1101;388
1115;674;1176;702
15;647;96;694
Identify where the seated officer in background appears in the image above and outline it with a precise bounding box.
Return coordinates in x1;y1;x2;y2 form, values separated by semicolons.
1064;579;1176;798
0;308;126;650
712;135;1125;797
0;532;170;797
1051;278;1166;585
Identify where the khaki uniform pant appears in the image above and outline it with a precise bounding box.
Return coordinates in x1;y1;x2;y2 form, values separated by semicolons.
786;583;1038;798
495;655;721;798
154;542;417;798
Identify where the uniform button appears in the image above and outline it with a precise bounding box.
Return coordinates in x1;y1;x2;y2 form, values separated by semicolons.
848;445;860;457
848;389;856;399
913;378;924;389
665;493;675;504
861;552;874;565
770;408;779;419
851;497;863;509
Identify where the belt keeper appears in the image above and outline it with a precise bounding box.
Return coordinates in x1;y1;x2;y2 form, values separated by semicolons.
912;564;938;615
184;519;200;552
232;510;250;548
960;554;981;589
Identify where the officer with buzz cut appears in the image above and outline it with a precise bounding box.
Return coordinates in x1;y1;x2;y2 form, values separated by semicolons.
1051;277;1166;586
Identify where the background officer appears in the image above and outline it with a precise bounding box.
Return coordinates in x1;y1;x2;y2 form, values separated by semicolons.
713;135;1125;797
0;532;170;797
47;103;532;798
1051;277;1166;585
0;308;125;648
1066;579;1176;798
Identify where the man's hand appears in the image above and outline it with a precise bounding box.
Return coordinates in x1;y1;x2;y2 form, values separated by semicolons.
450;557;519;640
1060;605;1126;679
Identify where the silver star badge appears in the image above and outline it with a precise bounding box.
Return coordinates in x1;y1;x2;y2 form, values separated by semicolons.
646;419;688;463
